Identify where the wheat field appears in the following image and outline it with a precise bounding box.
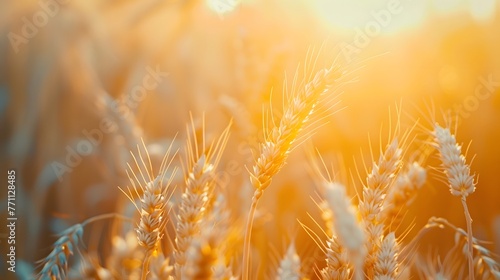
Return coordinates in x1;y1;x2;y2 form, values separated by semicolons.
1;0;500;279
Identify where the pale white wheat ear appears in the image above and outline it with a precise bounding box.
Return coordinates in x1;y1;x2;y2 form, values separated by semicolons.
174;116;231;278
277;243;301;280
120;139;178;280
323;182;366;280
359;138;402;278
374;232;399;280
432;123;477;279
242;58;342;280
321;236;351;280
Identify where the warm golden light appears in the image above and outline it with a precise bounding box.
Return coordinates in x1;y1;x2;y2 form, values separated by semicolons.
1;0;499;279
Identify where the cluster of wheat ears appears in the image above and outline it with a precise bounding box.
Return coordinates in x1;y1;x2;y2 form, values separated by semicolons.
36;56;499;280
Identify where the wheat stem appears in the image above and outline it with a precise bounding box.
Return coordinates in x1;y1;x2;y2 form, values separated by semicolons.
242;190;261;280
142;251;152;280
461;198;474;280
432;123;476;279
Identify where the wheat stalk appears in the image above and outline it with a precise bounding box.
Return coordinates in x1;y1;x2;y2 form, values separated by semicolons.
359;138;402;277
432;123;476;279
174;117;231;278
242;63;341;280
120;139;177;280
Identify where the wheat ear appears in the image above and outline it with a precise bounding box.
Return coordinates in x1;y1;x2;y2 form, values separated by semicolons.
359;138;402;277
318;200;352;279
37;214;130;280
120;139;177;280
174;117;231;278
324;182;366;280
37;224;83;280
321;236;350;280
277;243;301;280
184;231;219;280
374;232;399;280
242;64;340;280
432;123;476;279
384;161;426;229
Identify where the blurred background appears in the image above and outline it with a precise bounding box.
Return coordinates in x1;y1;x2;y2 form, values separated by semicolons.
1;0;499;278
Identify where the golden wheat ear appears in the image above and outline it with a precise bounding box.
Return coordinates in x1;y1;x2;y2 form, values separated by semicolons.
358;137;403;278
119;138;178;280
174;115;231;278
242;57;343;280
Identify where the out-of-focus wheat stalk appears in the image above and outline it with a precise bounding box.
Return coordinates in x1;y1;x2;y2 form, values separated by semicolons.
242;62;341;280
427;217;500;279
277;243;301;280
37;224;83;280
37;214;131;280
184;231;218;280
324;182;365;280
432;123;477;279
383;161;426;229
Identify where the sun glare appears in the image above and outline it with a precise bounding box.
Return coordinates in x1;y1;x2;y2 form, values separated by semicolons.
206;0;240;15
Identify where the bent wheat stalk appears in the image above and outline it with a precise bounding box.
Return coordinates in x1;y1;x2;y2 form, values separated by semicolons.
37;214;131;280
